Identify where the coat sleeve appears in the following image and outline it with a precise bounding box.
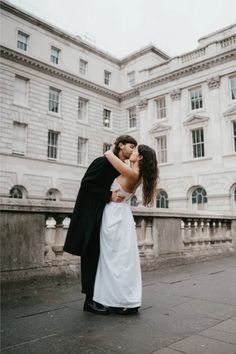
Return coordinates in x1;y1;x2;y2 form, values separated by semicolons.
80;156;114;203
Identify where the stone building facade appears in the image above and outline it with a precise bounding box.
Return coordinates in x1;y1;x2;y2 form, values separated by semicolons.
1;0;236;215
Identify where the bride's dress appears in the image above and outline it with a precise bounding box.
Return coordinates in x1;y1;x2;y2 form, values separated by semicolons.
93;179;142;308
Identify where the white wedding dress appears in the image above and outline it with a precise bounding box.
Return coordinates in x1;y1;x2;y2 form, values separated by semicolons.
93;179;142;308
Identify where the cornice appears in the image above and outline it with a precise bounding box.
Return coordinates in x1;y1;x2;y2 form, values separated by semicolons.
223;104;236;118
183;115;209;126
0;46;121;101
1;46;236;103
132;49;236;93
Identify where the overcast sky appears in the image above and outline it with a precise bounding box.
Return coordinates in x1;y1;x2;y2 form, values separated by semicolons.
8;0;236;58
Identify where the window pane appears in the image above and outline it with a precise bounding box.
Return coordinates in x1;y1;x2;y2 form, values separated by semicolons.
192;128;204;158
48;131;59;159
14;77;28;105
12;122;26;154
49;88;60;112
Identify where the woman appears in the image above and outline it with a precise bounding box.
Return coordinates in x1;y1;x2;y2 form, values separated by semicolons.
93;144;159;314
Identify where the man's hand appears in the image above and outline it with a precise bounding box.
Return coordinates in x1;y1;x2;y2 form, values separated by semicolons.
111;190;125;203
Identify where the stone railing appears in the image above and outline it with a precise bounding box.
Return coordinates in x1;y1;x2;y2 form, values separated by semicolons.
180;48;206;63
219;35;236;48
1;201;235;283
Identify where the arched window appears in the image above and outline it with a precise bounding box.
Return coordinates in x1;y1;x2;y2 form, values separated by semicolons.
156;190;168;208
10;186;23;198
9;185;27;199
46;188;60;201
192;187;207;205
230;183;236;211
130;195;138;207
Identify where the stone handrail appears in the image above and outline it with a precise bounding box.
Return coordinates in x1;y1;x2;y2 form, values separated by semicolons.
1;202;235;282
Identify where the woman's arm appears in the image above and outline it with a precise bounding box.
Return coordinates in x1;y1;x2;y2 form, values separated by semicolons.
104;150;138;180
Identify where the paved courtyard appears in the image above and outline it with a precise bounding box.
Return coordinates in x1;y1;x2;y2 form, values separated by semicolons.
1;255;236;354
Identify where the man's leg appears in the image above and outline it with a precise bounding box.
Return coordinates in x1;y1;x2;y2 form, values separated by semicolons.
80;228;109;315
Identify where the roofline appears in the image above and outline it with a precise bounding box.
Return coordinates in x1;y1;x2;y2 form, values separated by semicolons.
0;0;170;64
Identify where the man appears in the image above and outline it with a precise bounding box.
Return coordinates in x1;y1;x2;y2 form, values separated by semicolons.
63;135;137;314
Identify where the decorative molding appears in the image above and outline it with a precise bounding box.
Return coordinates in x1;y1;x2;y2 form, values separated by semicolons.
0;46;121;102
121;49;236;100
138;99;148;110
170;89;181;101
183;115;209;127
149;123;172;134
1;45;236;103
207;76;221;89
223;104;236;118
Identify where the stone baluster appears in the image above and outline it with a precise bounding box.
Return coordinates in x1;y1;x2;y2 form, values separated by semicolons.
144;217;154;259
45;217;56;263
135;217;145;257
52;215;66;259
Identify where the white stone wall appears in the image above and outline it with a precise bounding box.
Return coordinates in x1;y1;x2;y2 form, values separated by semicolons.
0;1;236;214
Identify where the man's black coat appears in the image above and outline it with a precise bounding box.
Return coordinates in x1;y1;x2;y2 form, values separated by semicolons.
63;156;119;256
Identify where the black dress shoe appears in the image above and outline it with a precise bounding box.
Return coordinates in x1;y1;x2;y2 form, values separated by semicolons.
83;300;110;315
110;307;139;315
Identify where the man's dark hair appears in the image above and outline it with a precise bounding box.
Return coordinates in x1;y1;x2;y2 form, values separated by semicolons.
113;135;137;156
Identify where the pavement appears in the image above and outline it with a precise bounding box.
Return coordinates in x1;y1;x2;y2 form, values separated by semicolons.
1;255;236;354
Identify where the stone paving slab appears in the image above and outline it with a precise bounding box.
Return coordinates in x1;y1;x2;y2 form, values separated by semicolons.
1;255;236;354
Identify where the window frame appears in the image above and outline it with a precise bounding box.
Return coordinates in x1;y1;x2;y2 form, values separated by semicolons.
47;130;60;160
191;127;205;158
128;106;137;129
103;143;112;153
155;96;166;119
78;97;89;122
156;190;169;208
12;122;27;156
14;75;29;107
48;87;61;114
156;135;167;164
50;46;60;65
127;71;135;86
230;76;236;101
77;137;88;165
103;108;112;129
189;86;203;111
104;70;111;86
79;58;88;76
17;30;29;52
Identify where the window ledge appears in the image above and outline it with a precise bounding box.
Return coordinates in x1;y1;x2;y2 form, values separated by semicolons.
158;162;174;167
222;153;236;158
13;103;31;110
127;127;137;132
182;157;213;164
103;127;112;131
77;120;90;126
47;111;62;118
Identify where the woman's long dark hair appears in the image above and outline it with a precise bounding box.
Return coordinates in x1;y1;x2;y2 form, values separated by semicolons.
138;144;159;206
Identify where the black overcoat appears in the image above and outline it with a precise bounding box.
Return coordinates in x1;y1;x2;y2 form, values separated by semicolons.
63;156;119;256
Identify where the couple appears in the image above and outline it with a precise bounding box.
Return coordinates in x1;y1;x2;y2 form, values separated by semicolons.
63;135;158;315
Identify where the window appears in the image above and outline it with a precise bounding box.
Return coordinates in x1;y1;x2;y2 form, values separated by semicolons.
127;71;135;86
190;87;203;110
234;189;236;203
9;185;27;198
12;122;27;155
156;97;166;119
48;130;59;160
128;107;137;128
103;143;112;153
103;109;111;128
104;70;111;85
17;31;29;51
192;187;207;205
10;186;23;199
14;76;29;106
79;59;88;75
51;46;60;64
46;189;60;201
230;76;236;100
49;87;60;113
156;190;168;208
78;137;88;165
130;195;138;207
78;97;88;121
192;128;205;158
156;136;167;163
233;121;236;152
